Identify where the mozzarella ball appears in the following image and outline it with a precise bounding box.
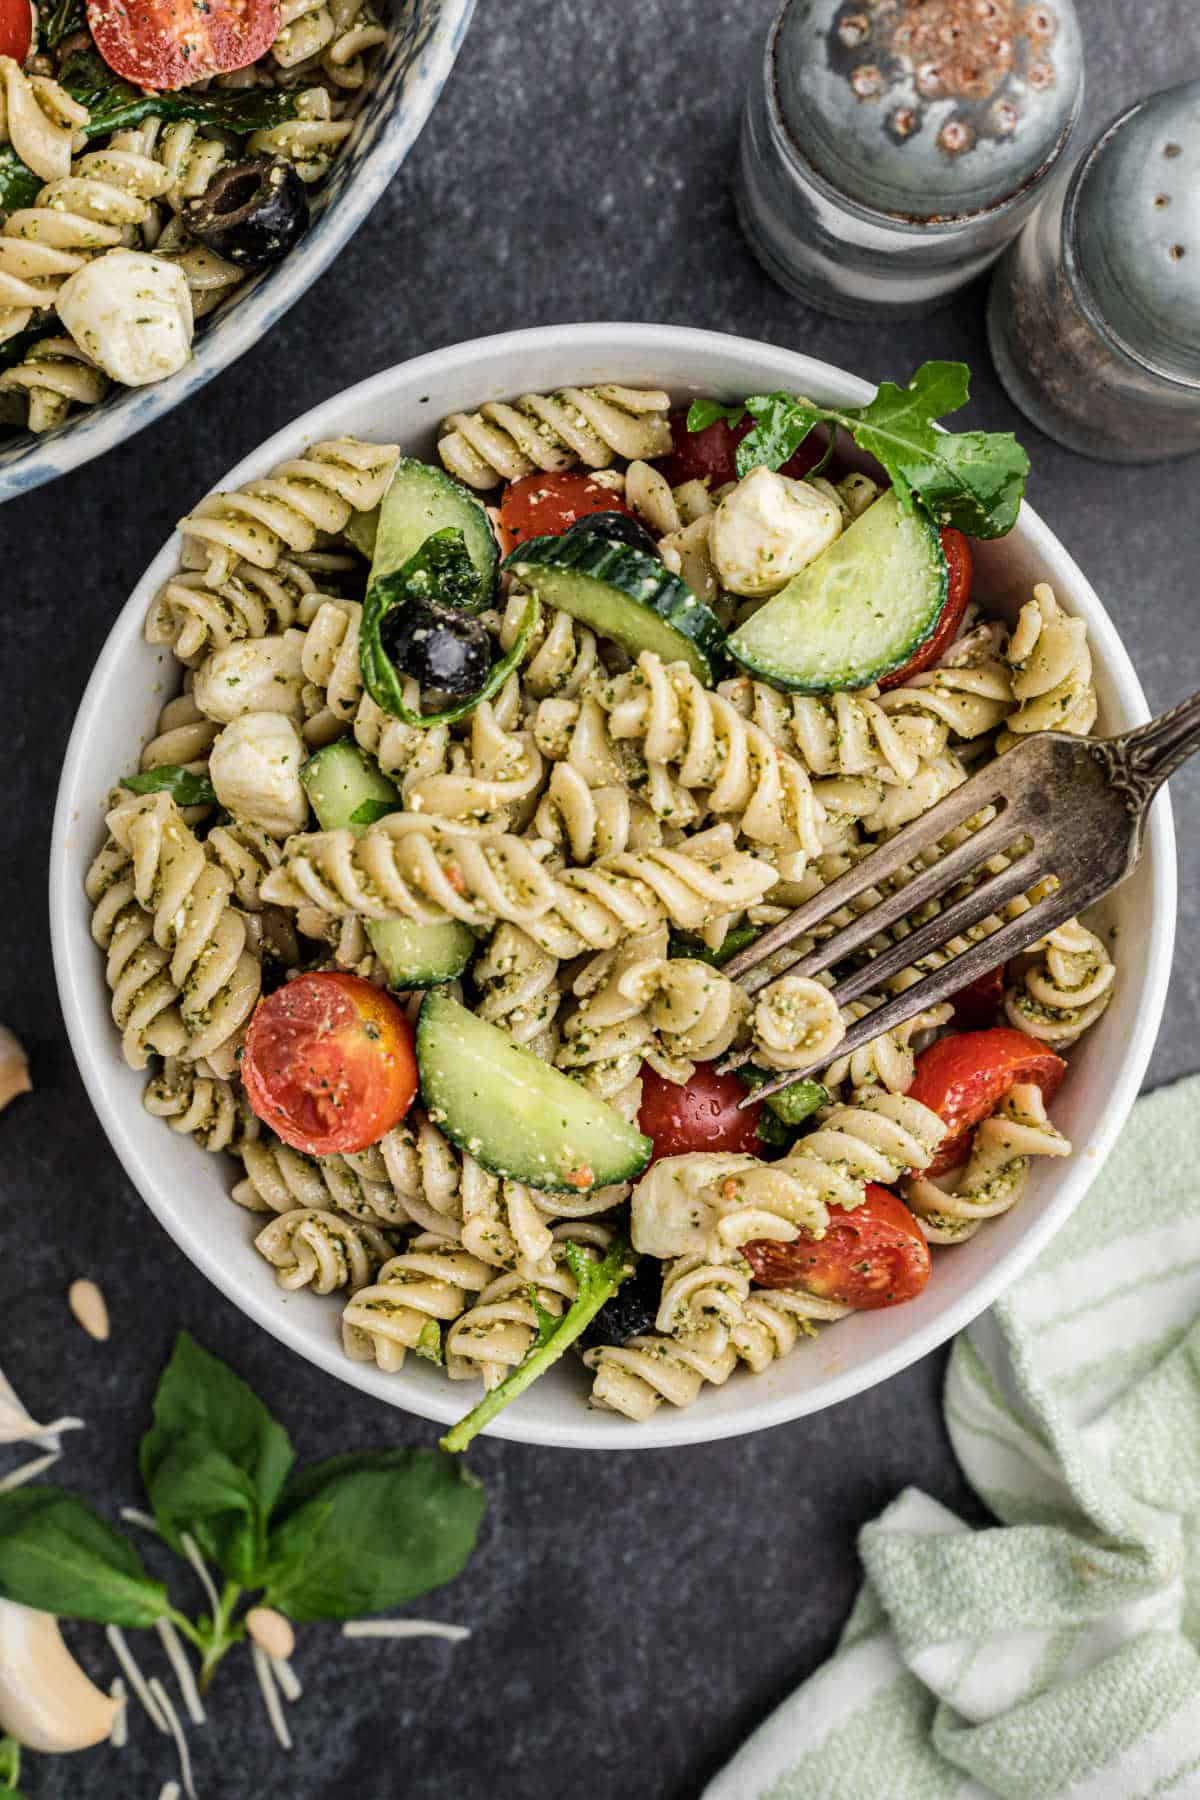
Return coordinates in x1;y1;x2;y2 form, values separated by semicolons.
193;631;307;723
55;250;193;387
709;466;843;598
209;713;308;839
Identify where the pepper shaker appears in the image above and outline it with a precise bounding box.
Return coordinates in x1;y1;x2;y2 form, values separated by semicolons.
988;80;1200;461
736;0;1084;320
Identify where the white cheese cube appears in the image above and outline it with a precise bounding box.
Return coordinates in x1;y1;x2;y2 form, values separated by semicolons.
193;632;307;723
209;713;308;839
709;466;843;598
55;249;193;388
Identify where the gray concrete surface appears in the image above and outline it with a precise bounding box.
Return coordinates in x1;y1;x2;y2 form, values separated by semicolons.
1;2;1197;1795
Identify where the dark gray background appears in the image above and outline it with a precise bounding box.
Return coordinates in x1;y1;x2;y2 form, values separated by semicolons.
2;2;1198;1796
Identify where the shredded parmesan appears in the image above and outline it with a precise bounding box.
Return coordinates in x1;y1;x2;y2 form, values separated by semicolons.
119;1506;162;1535
342;1619;471;1642
106;1626;168;1733
179;1531;221;1621
155;1618;205;1725
0;1449;60;1491
251;1644;292;1751
0;1372;82;1447
273;1657;302;1703
109;1678;128;1748
149;1678;197;1800
159;1785;182;1800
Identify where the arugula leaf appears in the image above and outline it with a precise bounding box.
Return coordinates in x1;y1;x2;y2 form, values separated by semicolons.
685;399;748;433
42;0;86;44
262;1450;485;1622
668;924;760;968
0;148;41;214
731;362;1029;539
141;1334;294;1586
121;765;218;808
0;1489;169;1627
441;1236;635;1452
349;798;399;826
361;572;539;729
61;48;300;138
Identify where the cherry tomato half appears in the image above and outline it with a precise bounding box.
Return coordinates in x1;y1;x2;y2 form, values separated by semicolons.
908;1026;1066;1176
638;1062;764;1161
652;406;838;489
242;972;417;1157
950;963;1006;1031
496;470;636;557
879;527;973;691
744;1184;931;1309
0;0;31;63
87;0;279;91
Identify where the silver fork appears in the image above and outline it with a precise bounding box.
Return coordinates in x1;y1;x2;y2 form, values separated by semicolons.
716;692;1200;1108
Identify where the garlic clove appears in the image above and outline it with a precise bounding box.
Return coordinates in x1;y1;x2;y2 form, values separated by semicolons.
0;1027;30;1115
0;1600;122;1752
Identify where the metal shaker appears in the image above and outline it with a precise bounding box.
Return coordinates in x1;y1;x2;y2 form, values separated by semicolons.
736;0;1084;319
989;79;1200;461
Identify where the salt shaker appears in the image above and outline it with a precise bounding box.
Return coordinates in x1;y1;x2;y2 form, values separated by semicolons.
736;0;1084;320
989;80;1200;461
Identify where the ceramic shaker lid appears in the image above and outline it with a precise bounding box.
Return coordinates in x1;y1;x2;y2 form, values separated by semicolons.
773;0;1083;220
1070;80;1200;384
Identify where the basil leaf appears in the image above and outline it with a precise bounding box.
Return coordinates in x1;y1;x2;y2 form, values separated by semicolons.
740;1067;830;1126
441;1236;635;1452
395;526;486;612
668;925;760;967
348;798;398;826
61;48;300;138
361;578;539;729
0;1489;169;1626
42;0;86;44
685;399;747;433
121;765;218;808
0;147;41;213
263;1450;485;1622
141;1334;294;1586
733;363;1029;540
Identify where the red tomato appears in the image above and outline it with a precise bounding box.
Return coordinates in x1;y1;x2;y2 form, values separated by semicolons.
744;1184;931;1309
950;963;1007;1030
0;0;31;63
908;1027;1066;1177
242;973;417;1156
87;0;279;90
638;1062;764;1161
652;406;838;488
879;527;973;691
496;470;635;557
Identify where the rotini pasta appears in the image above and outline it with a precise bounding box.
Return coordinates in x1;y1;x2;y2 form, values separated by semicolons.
341;1238;493;1373
143;1057;260;1153
997;583;1097;745
1004;919;1115;1047
904;1083;1071;1243
254;1206;393;1293
438;386;673;489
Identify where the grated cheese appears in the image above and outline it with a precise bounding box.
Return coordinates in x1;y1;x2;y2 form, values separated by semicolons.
251;1644;292;1752
106;1626;168;1734
179;1531;222;1621
342;1619;471;1642
119;1506;162;1536
0;1361;82;1447
273;1657;302;1703
155;1618;205;1725
149;1677;197;1800
160;1785;182;1800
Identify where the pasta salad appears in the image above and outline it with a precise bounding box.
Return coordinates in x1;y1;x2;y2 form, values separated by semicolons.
85;369;1116;1443
0;0;385;431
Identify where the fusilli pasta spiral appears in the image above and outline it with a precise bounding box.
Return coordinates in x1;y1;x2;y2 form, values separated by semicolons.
254;1206;393;1293
997;584;1097;746
904;1083;1071;1243
1004;919;1115;1047
341;1238;492;1373
438;385;672;489
143;1057;260;1153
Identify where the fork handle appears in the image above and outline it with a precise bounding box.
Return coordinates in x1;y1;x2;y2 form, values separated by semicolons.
1102;688;1200;809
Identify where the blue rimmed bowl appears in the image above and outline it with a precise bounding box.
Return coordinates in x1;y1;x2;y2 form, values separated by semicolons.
0;0;475;505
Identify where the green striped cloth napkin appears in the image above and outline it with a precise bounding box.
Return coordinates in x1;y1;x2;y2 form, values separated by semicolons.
707;1076;1200;1800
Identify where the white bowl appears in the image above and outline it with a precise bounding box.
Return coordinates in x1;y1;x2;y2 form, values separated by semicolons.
50;324;1177;1448
0;0;475;505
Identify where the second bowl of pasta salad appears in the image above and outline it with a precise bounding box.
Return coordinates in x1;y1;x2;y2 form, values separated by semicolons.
51;323;1176;1448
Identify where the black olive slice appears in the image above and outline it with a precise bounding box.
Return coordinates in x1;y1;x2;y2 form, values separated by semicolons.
562;511;662;559
380;599;493;696
183;156;309;270
578;1256;659;1353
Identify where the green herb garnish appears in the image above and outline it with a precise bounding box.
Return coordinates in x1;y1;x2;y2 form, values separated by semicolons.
42;0;86;45
668;924;760;968
688;362;1029;539
0;1334;485;1692
740;1067;830;1127
61;48;300;138
441;1235;635;1452
0;147;41;214
121;765;218;808
685;399;749;433
0;1736;25;1799
393;525;489;612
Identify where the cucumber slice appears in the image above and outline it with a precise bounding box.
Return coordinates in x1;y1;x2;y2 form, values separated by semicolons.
344;506;378;560
506;534;725;683
369;457;498;609
417;992;653;1192
302;742;474;989
727;490;948;693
